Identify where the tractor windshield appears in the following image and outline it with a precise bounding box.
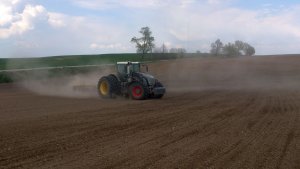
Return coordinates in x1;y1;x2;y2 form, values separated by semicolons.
117;64;127;74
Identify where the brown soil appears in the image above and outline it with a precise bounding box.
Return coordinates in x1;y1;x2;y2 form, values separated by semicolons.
0;56;300;169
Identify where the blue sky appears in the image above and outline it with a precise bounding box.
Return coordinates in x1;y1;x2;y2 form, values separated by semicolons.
1;0;300;58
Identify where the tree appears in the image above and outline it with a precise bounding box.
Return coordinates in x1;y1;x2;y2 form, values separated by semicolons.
210;39;255;57
234;40;245;55
210;39;223;56
131;27;155;57
243;43;255;56
223;43;239;57
234;41;256;56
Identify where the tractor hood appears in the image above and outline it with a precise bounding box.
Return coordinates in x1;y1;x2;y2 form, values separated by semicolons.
139;73;156;86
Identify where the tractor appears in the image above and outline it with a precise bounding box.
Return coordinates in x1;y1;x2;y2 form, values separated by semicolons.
97;61;166;100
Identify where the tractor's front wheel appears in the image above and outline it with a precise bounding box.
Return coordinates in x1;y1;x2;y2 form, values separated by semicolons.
129;82;148;100
98;76;114;98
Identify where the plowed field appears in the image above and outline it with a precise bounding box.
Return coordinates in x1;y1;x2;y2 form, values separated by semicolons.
1;56;300;169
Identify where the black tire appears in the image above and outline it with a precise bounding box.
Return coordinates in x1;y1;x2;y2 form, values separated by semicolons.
108;74;121;95
129;82;148;100
153;81;164;99
97;75;119;98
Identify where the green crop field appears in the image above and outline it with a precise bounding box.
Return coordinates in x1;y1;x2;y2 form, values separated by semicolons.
0;53;209;83
0;53;189;70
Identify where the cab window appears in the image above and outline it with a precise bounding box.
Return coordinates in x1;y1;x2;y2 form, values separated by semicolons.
117;64;126;74
132;64;140;72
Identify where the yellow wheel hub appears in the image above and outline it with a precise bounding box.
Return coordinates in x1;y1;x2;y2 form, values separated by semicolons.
100;81;109;95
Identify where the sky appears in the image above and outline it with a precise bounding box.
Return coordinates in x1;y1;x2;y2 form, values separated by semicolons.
1;0;300;58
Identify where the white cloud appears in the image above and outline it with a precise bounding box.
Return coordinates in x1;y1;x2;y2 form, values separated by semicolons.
0;0;21;26
155;2;300;53
2;0;300;57
71;0;199;10
90;43;128;50
16;8;132;54
207;0;224;5
0;1;48;39
0;3;13;26
71;0;156;9
15;40;39;48
48;12;67;28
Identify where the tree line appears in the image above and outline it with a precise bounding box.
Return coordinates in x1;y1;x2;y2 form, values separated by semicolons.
210;39;255;57
130;27;255;57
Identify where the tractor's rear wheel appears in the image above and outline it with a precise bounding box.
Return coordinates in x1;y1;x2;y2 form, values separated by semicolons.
129;82;148;100
97;76;117;98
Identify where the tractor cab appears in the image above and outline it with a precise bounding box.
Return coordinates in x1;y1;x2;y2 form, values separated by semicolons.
116;62;141;75
116;62;142;82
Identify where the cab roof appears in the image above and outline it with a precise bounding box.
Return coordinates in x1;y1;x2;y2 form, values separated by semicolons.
117;61;140;64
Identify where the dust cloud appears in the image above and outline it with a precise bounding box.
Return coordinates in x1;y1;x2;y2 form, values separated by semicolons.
16;67;114;98
8;55;300;98
3;57;116;98
149;56;300;92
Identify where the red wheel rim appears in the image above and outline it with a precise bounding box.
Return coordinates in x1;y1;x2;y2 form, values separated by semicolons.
132;85;143;98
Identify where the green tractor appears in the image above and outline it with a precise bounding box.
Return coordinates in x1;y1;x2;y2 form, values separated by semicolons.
97;61;166;100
